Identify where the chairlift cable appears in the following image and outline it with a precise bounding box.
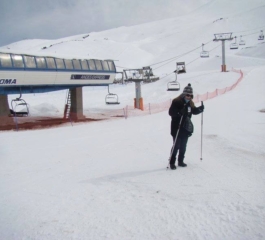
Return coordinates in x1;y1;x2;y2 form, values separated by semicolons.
150;39;213;67
155;43;221;80
208;44;222;53
233;25;265;34
116;25;263;74
117;38;214;71
186;56;201;66
116;65;131;69
159;72;175;81
152;45;202;70
241;31;261;37
149;25;265;69
117;26;263;71
231;31;261;38
186;44;221;66
117;38;214;70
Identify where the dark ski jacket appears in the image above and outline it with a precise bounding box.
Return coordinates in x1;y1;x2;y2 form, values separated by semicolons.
169;94;203;138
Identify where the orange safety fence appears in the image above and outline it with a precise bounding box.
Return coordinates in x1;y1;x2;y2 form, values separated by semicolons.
84;68;243;119
123;68;243;118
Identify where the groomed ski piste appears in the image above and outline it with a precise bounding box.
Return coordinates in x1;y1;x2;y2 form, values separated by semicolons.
1;0;265;239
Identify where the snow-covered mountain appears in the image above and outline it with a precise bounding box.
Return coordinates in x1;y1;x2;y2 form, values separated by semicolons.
1;0;265;72
1;0;265;239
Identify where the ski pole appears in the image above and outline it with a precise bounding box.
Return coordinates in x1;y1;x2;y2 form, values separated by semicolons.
200;101;204;161
167;114;184;169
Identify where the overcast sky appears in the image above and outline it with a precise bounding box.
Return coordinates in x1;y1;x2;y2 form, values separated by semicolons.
0;0;210;47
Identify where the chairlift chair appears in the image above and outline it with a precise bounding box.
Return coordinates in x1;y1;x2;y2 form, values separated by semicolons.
11;95;29;117
176;62;186;74
200;51;209;58
258;30;264;40
200;44;209;58
105;85;120;104
230;36;238;50
167;81;180;91
239;35;246;45
167;71;180;91
230;43;239;49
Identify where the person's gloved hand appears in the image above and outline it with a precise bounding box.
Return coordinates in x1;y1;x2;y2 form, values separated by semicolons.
199;105;204;112
199;102;204;112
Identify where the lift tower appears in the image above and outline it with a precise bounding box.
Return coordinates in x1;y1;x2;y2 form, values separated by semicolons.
213;33;233;72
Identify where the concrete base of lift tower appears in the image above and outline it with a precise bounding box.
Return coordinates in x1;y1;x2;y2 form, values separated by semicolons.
221;65;227;72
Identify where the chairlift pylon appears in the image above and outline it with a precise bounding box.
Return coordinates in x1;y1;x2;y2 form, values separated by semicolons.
200;43;209;58
167;70;180;91
105;85;120;104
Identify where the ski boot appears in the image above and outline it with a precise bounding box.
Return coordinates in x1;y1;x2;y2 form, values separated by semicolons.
170;164;177;170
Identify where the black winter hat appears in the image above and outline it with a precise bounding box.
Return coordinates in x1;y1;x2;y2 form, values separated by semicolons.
183;83;193;95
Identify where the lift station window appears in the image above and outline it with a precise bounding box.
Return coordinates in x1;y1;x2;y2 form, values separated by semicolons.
73;59;81;70
0;53;12;68
11;55;24;68
64;59;74;69
80;60;89;70
94;60;103;70
36;57;47;69
24;56;36;68
102;61;110;71
0;53;11;68
0;52;116;73
107;61;115;71
88;60;96;70
46;58;56;69
55;58;65;69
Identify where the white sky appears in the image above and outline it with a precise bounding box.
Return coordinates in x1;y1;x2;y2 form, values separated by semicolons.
0;0;212;47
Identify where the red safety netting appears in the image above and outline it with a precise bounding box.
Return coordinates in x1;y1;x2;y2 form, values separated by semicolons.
99;68;244;119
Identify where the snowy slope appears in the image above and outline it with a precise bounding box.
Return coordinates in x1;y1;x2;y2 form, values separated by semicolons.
1;0;265;239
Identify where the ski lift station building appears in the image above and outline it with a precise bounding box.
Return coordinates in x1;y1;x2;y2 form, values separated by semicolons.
0;52;117;120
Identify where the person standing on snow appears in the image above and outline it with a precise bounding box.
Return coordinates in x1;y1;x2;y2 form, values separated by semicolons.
168;83;204;169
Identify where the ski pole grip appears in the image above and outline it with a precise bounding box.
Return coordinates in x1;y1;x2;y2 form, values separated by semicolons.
201;101;204;106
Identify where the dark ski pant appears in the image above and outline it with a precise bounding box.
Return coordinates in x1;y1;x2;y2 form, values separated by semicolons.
170;135;189;165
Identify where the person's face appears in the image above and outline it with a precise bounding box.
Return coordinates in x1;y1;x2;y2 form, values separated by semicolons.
185;94;192;100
